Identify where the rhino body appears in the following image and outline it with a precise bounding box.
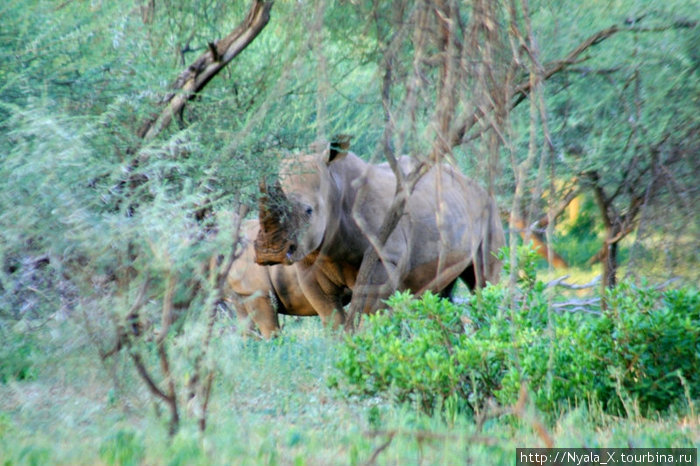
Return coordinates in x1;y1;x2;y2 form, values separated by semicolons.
254;141;505;325
223;219;349;338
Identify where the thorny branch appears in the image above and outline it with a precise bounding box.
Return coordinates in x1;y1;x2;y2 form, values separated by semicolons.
453;20;695;147
136;1;274;143
115;1;274;211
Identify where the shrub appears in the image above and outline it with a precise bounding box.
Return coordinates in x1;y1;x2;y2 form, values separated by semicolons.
334;290;477;415
597;283;700;413
332;247;700;419
0;329;37;384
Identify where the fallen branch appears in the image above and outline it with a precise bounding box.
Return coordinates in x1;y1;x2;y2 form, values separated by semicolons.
546;274;601;290
552;299;602;315
654;277;682;290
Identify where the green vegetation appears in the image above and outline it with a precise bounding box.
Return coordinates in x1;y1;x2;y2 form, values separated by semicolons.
334;247;700;419
0;330;37;384
0;300;698;464
1;0;698;463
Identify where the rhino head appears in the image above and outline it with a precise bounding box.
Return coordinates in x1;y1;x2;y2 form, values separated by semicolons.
254;135;350;266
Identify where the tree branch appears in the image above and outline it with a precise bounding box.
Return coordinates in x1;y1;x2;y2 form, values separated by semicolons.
137;1;274;143
130;352;171;403
529;183;580;230
452;21;693;147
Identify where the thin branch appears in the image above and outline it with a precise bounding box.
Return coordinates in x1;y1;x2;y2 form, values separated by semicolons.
588;171;614;229
190;203;248;432
562;66;623;75
102;275;151;360
198;371;214;432
363;431;396;466
157;272;177;344
216;204;251;291
453;21;691;147
529;183;580;230
131;352;171;403
158;341;180;436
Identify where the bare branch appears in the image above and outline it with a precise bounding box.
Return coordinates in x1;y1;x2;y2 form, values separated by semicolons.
216;204;251;291
158;342;180;436
453;21;690;147
156;272;177;344
363;431;396;466
529;183;580;230
102;275;151;360
137;1;274;143
131;352;171;403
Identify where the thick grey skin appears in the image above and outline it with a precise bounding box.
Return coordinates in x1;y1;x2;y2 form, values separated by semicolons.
223;219;349;338
254;144;505;323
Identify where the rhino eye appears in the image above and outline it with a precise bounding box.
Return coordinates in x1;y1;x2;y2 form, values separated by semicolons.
305;206;313;216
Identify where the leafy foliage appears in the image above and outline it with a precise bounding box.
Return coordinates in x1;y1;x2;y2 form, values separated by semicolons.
0;329;37;384
333;246;700;418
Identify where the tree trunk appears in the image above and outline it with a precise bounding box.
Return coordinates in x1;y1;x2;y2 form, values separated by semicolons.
598;226;620;309
601;235;618;290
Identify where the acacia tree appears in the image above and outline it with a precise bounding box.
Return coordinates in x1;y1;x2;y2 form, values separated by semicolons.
104;0;272;435
547;14;699;292
1;0;278;437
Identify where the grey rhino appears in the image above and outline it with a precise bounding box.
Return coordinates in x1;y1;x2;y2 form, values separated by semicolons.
254;138;505;326
221;219;350;338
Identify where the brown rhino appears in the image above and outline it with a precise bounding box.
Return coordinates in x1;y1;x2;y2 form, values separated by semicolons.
222;219;350;338
254;138;505;325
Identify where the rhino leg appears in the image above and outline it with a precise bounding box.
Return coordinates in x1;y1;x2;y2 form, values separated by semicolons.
459;264;478;291
438;279;459;300
352;255;401;315
296;273;345;330
225;296;258;338
244;295;281;339
306;289;346;330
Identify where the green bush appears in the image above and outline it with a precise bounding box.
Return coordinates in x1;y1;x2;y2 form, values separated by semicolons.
332;247;700;419
598;283;700;413
0;330;37;384
334;290;477;415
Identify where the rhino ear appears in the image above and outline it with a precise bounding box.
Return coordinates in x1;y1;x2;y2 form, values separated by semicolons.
327;134;351;164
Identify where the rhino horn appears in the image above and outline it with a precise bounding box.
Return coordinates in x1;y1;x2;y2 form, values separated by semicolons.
258;180;288;225
256;180;295;264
